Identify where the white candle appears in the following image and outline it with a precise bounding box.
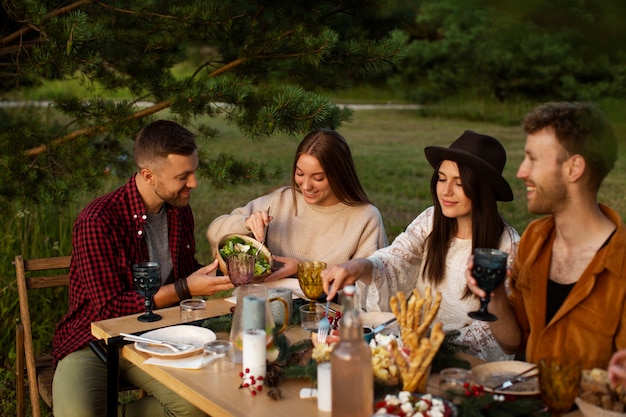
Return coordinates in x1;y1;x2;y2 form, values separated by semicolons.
242;329;266;385
317;362;332;411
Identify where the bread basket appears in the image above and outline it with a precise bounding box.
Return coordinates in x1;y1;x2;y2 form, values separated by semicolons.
216;234;272;279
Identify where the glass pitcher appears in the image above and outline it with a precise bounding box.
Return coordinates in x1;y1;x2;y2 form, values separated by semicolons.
229;284;288;362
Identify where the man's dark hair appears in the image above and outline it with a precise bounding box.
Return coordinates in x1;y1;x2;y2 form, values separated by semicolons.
133;120;197;168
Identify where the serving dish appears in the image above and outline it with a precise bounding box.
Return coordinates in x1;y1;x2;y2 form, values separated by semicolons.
134;325;216;358
374;392;458;417
216;233;273;279
471;360;539;396
576;396;626;417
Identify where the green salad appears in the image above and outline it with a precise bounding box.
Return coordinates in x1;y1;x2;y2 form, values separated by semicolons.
219;236;271;276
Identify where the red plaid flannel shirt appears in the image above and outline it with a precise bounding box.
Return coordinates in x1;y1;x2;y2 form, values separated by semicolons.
52;174;201;363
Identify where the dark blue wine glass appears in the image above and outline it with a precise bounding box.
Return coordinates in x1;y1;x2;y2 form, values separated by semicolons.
468;248;508;322
132;262;162;322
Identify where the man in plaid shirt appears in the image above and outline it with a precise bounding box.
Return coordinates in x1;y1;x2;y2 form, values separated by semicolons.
52;120;232;417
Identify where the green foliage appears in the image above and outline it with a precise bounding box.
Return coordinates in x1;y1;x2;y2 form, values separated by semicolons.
449;385;549;417
391;0;626;104
1;0;416;207
1;204;74;417
202;313;234;334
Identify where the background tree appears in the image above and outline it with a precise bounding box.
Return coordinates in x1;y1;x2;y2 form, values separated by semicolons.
0;0;415;208
391;0;626;104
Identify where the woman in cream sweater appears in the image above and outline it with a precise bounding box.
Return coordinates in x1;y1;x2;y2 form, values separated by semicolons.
207;129;387;284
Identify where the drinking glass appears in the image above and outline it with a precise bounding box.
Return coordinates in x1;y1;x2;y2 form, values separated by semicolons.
203;340;235;372
467;248;508;322
132;261;162;322
538;356;582;417
180;298;206;322
227;254;255;286
299;302;325;332
297;261;326;308
439;368;472;402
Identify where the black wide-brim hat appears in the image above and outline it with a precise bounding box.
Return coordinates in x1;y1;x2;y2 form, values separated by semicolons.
424;130;514;202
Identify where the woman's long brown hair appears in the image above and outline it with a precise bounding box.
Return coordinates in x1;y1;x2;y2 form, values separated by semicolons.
291;129;371;214
422;162;504;298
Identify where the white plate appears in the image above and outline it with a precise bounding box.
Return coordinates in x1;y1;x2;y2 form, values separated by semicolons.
134;325;216;358
471;360;539;395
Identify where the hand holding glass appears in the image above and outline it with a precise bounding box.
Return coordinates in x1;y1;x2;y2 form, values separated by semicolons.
468;248;508;322
132;262;162;322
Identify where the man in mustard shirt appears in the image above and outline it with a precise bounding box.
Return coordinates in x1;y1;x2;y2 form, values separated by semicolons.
468;101;626;369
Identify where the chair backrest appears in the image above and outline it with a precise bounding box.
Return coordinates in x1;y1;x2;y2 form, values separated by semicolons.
15;254;71;417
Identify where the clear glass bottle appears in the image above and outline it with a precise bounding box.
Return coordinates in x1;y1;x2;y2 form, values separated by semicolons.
331;285;373;417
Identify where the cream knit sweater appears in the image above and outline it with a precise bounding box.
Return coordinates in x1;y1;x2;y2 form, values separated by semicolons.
207;186;388;271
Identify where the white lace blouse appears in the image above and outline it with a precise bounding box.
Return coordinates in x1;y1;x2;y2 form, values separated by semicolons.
359;206;520;362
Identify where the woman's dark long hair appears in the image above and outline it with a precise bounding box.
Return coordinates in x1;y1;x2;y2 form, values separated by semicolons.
291;129;371;214
422;162;505;298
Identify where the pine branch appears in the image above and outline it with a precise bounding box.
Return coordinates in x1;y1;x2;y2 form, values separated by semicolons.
1;0;93;46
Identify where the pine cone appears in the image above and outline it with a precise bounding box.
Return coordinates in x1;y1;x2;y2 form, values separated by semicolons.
265;365;281;387
267;387;282;400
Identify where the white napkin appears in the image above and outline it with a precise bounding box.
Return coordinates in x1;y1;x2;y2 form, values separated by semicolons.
144;353;222;370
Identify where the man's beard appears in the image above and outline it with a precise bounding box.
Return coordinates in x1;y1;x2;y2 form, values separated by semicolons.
155;186;190;209
527;172;568;215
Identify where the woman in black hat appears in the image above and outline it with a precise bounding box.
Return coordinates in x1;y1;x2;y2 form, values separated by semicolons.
322;130;520;362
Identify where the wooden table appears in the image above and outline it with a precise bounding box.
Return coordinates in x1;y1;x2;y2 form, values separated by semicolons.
93;299;335;417
92;298;582;417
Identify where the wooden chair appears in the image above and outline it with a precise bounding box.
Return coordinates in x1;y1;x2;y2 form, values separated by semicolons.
15;255;143;417
15;254;71;417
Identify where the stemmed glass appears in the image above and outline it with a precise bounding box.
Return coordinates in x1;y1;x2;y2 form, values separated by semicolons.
468;248;508;322
297;261;326;309
132;261;162;322
538;357;582;417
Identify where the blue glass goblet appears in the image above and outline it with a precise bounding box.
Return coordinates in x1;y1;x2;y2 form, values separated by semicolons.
132;261;162;322
468;248;508;322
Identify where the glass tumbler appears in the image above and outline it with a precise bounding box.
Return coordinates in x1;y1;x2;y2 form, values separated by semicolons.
439;367;472;401
203;340;235;372
180;298;206;322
